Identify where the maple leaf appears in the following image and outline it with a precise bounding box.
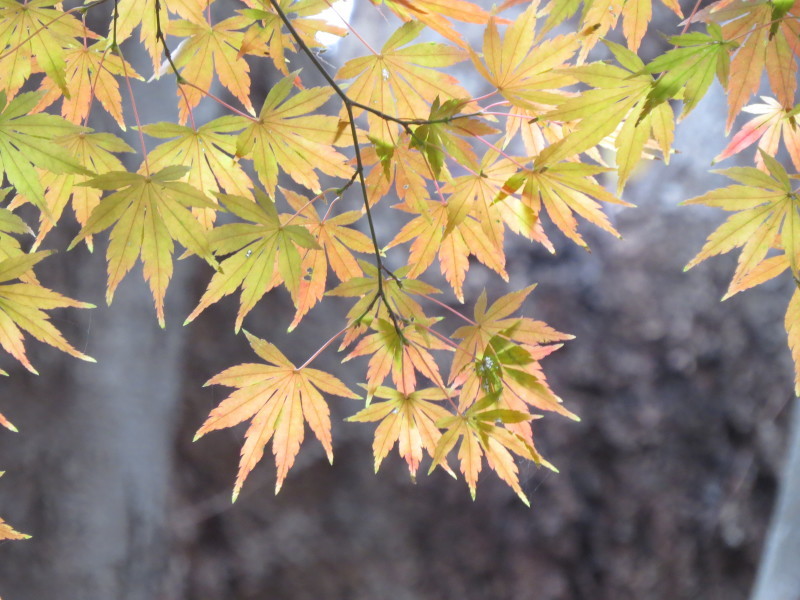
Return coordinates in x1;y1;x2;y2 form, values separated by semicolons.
69;166;219;326
0;515;28;540
683;152;800;287
34;39;143;128
113;0;170;73
363;135;434;209
450;286;572;383
444;149;552;257
428;392;552;505
539;40;672;180
167;14;255;124
640;25;734;121
692;0;800;131
0;202;37;268
0;410;15;431
0;251;94;374
197;331;358;499
236;73;351;196
347;385;454;477
470;3;579;112
714;98;800;171
281;187;373;329
186;190;320;330
141;117;253;228
344;318;451;396
0;0;85;98
328;261;442;347
387;201;517;302
369;0;493;48
9;131;134;251
239;1;347;75
541;0;682;55
0;91;90;212
408;97;496;180
336;21;469;142
501;158;632;248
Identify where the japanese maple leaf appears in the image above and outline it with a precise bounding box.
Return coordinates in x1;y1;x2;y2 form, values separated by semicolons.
168;15;255;124
9;132;134;251
328;261;442;346
455;335;576;423
0;205;36;270
0;411;15;431
363;135;433;209
409;97;496;180
693;0;800;130
540;41;672;174
281;188;373;329
0;0;84;97
386;201;511;301
236;74;351;196
542;0;682;55
347;385;454;477
197;331;358;499
640;25;734;121
429;393;552;505
444;149;551;256
141;117;254;228
335;21;469;142
0;516;28;540
239;1;346;75
501;159;632;248
344;318;451;395
0;91;90;212
714;98;800;171
69;166;219;326
450;286;572;382
684;152;800;286
470;3;579;112
369;0;493;47
113;0;169;72
186;190;320;330
34;39;143;128
0;251;94;375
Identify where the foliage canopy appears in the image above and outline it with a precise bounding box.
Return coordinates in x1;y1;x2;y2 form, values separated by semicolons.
1;0;800;536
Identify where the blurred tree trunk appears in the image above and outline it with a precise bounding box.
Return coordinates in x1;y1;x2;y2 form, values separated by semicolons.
750;398;800;600
0;241;194;599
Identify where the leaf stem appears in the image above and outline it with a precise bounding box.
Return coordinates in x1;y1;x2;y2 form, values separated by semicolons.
298;325;348;370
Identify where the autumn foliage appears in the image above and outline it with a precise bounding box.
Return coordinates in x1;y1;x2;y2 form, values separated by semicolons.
0;0;799;535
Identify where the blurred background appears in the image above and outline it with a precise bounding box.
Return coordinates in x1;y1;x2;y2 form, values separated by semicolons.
0;1;798;599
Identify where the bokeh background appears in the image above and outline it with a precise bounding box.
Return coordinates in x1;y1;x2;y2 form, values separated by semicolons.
0;1;798;599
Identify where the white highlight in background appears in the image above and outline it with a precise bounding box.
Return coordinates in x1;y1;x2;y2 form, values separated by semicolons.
317;0;356;48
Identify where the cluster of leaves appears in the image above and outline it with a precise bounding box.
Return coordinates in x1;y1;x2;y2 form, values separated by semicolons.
0;0;798;518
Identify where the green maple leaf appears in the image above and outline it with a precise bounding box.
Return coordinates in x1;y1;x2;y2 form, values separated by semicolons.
9;131;134;251
141;116;253;229
186;190;320;331
69;166;219;327
0;0;85;97
0;91;89;212
640;24;734;120
236;73;351;196
684;151;800;292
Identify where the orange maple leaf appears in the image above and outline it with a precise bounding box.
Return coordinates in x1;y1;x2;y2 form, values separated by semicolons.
198;331;358;499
